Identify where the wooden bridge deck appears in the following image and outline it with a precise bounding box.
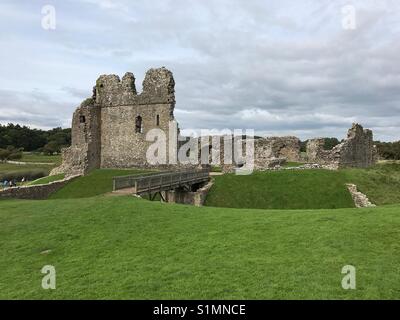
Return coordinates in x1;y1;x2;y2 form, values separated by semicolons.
112;168;210;195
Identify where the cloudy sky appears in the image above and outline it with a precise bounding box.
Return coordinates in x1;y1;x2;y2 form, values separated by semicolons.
0;0;399;141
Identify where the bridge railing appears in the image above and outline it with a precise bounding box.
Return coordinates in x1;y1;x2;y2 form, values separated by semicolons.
112;168;210;194
112;171;172;191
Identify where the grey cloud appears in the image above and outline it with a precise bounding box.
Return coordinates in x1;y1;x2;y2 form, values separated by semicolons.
0;0;399;141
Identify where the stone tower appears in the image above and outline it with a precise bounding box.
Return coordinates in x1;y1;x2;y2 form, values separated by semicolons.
52;67;177;177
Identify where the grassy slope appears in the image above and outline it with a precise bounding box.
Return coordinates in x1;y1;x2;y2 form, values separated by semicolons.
29;174;65;186
49;169;151;199
343;163;400;205
205;170;355;209
0;196;399;299
205;164;400;209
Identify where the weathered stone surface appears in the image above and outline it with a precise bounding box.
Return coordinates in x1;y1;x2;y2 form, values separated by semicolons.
346;183;376;208
306;123;377;169
306;138;332;164
54;67;377;176
0;175;80;200
162;179;214;206
255;137;301;162
52;67;177;176
255;157;286;170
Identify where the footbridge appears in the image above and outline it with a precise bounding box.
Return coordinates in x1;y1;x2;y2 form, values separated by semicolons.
112;168;210;201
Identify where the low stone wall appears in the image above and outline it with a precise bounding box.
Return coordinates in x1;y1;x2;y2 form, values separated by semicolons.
0;175;80;200
162;179;214;206
346;183;376;208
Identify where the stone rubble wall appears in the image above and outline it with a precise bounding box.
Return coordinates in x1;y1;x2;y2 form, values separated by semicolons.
306;123;377;169
162;179;214;206
346;183;376;208
53;66;377;176
0;175;80;200
52;67;177;177
306;138;332;164
255;136;301;162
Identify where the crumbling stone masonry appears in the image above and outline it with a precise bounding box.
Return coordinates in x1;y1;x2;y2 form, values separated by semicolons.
255;137;301;162
306;123;377;169
52;67;177;177
53;67;377;176
346;183;376;208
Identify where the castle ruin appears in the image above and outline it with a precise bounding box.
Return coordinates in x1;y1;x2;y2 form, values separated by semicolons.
306;123;378;169
52;67;177;176
52;67;377;176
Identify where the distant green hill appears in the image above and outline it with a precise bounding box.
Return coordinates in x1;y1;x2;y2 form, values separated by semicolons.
205;170;355;209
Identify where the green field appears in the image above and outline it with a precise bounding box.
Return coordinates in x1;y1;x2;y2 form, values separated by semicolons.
1;164;399;299
205;163;400;209
205;170;355;209
20;153;61;165
0;153;61;182
0;162;55;182
0;196;400;299
29;174;65;186
49;169;152;199
343;163;400;205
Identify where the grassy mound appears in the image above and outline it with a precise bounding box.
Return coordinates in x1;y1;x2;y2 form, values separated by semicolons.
342;163;400;205
205;163;400;209
49;169;151;199
205;170;355;209
0;196;400;299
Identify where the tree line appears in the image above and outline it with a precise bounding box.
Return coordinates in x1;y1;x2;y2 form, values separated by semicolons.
374;141;400;160
0;123;71;159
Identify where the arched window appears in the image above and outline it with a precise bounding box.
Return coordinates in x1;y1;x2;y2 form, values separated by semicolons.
156;115;160;126
135;116;143;133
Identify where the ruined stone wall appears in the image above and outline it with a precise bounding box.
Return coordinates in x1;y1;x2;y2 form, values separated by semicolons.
254;137;301;163
306;138;332;164
331;124;377;168
306;124;377;169
189;135;298;171
162;180;214;206
101;103;173;168
51;99;101;177
53;67;177;176
98;67;176;169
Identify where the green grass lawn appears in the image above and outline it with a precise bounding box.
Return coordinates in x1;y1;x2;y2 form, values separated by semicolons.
21;153;62;165
205;170;355;209
342;163;400;205
205;163;400;210
49;169;152;199
28;174;65;186
0;196;399;299
0;162;54;182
